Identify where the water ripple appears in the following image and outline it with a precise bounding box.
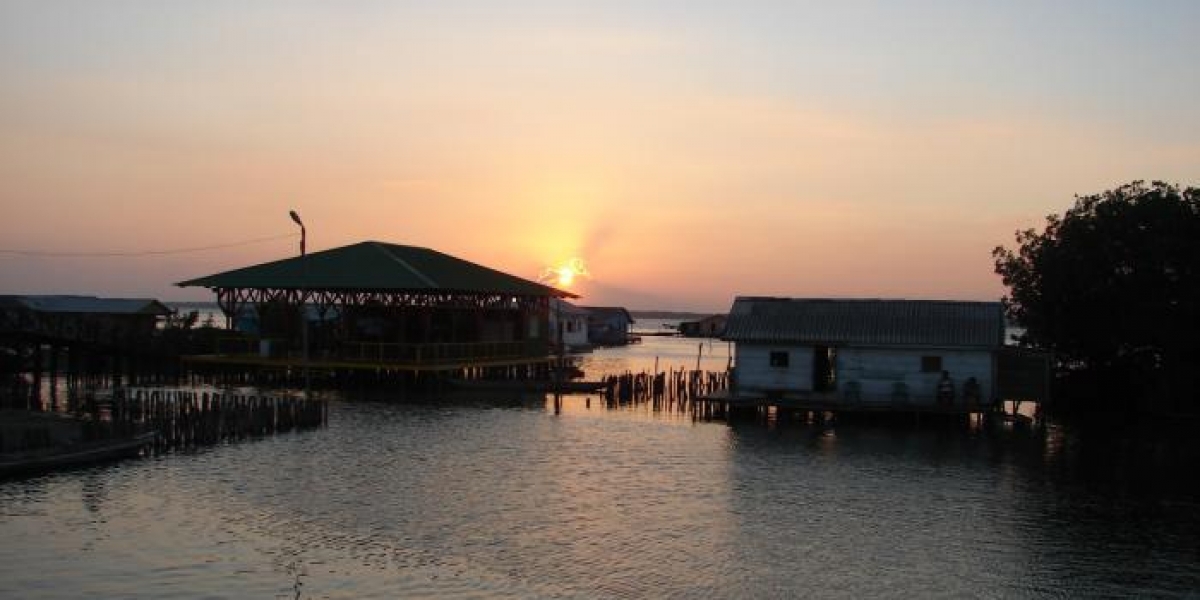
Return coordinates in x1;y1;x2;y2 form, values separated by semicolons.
1;395;1199;597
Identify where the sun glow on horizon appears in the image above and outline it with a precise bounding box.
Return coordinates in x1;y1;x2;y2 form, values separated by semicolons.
541;257;590;289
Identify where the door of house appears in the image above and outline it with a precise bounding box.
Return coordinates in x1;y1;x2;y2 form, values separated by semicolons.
813;345;836;392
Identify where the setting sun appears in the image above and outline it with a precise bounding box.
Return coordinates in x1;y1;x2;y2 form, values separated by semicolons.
556;265;576;287
542;257;590;289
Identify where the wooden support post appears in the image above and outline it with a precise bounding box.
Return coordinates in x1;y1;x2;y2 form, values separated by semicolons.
48;345;59;411
112;353;123;389
30;342;43;411
126;352;137;387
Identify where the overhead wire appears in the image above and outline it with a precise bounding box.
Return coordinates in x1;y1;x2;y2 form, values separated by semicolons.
0;232;298;258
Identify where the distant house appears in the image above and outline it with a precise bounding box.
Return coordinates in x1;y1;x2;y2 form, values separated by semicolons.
0;295;172;346
549;299;590;352
724;297;1005;408
678;314;727;338
580;306;635;346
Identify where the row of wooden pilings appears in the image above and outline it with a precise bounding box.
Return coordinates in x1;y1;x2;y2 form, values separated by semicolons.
599;368;730;416
105;388;326;452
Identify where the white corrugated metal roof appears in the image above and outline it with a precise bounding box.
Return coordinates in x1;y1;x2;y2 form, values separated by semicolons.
0;295;172;315
724;297;1003;348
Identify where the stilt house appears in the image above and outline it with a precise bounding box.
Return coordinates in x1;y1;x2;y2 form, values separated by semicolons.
724;297;1005;407
580;306;635;346
678;314;727;338
549;300;590;352
177;241;574;371
0;295;171;347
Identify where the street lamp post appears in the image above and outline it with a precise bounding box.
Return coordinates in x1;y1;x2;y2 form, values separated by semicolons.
289;210;310;398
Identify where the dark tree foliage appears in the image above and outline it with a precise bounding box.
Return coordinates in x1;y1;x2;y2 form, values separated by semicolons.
993;181;1200;413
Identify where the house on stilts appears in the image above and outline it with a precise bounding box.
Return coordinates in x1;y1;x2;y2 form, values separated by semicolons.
579;306;635;346
0;295;174;396
721;297;1046;414
176;241;575;378
678;314;727;338
549;299;591;353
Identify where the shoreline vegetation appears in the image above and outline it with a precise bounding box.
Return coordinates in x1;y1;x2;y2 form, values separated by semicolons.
995;181;1199;416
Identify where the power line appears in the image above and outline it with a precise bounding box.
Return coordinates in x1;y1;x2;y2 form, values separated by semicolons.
0;232;298;258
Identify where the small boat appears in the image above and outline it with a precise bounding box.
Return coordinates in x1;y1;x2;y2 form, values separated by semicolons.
0;431;157;479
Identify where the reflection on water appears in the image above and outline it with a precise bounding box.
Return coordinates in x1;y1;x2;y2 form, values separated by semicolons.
578;332;732;376
1;340;1199;597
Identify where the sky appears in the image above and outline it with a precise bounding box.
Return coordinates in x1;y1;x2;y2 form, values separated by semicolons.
1;1;1197;312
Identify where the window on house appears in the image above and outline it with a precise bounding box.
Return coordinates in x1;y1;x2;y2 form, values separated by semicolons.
769;351;789;368
921;356;943;373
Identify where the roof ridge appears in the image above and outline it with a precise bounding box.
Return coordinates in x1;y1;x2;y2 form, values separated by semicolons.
370;242;438;288
734;296;1000;305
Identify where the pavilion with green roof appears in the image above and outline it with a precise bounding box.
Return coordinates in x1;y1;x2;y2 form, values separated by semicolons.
177;241;576;371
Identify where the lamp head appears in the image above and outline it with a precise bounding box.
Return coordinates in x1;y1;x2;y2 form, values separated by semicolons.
289;210;304;227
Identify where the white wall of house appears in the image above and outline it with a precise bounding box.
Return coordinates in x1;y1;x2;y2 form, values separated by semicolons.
549;300;589;349
837;347;993;406
550;312;589;348
736;344;816;392
735;343;994;405
566;315;589;347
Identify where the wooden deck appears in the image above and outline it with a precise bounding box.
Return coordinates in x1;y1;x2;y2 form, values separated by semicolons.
699;389;997;416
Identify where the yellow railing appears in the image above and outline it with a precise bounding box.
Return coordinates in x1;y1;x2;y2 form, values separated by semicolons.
339;340;545;365
212;337;548;366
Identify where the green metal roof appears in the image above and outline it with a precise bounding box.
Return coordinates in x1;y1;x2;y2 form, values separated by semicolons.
177;241;576;298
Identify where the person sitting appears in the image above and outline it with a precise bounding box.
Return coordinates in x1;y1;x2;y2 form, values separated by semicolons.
937;371;955;406
962;376;981;405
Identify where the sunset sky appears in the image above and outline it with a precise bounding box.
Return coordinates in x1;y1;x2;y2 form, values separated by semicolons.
2;1;1197;311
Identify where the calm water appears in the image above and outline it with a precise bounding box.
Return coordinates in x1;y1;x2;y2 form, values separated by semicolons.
2;337;1199;598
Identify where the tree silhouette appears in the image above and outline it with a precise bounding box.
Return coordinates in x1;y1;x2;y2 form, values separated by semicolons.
993;181;1200;412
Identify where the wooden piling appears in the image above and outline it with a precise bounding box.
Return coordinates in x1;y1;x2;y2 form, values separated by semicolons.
106;387;325;452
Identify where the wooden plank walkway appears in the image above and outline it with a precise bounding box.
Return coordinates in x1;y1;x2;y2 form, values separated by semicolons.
699;389;996;416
